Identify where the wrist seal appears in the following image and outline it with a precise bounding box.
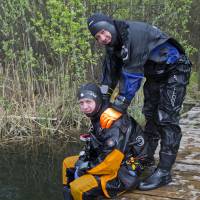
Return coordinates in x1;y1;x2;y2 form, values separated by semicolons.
112;95;130;113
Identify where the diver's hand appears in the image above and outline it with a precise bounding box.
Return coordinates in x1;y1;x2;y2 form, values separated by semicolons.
100;108;122;129
74;161;89;179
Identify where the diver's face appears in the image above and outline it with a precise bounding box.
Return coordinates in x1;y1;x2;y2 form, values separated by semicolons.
95;29;112;45
79;98;96;115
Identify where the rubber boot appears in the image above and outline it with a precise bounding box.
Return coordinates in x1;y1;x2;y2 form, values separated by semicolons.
138;167;172;190
139;151;177;190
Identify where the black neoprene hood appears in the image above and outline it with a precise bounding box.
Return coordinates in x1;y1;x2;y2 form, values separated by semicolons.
87;13;118;46
77;83;102;117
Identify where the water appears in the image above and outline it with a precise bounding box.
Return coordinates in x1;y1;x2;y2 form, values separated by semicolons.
0;138;81;200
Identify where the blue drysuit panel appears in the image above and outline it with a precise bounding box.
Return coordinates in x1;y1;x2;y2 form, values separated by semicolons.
120;72;144;102
149;42;180;64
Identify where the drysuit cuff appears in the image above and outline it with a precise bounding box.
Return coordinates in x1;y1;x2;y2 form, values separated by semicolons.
111;95;130;113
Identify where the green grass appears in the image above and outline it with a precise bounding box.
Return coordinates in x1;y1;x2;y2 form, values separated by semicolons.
186;71;200;101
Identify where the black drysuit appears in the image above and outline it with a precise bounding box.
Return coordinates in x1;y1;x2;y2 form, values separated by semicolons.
62;107;146;199
100;20;191;170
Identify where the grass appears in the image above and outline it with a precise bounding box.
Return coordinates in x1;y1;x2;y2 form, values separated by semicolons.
186;71;200;101
0;67;199;144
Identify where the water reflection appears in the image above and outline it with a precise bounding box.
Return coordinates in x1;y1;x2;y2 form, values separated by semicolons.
0;138;81;200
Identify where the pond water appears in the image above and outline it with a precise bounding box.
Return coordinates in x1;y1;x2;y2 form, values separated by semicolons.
0;138;81;200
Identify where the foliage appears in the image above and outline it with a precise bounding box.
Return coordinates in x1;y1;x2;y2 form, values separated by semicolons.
0;0;199;138
86;0;195;55
186;72;200;100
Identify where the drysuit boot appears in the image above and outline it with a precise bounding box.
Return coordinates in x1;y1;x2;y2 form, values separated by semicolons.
138;167;172;190
63;186;73;200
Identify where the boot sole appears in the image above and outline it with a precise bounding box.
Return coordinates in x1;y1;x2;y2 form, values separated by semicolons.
138;176;172;191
